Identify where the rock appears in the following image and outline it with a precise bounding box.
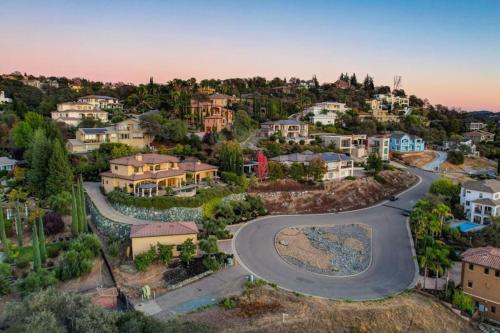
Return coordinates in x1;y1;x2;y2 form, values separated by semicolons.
279;240;288;246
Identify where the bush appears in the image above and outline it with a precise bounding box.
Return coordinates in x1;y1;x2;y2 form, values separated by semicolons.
202;256;221;271
108;241;119;257
18;269;57;294
47;246;61;258
70;234;101;258
220;296;238;310
447;150;464;165
56;249;93;281
46;191;72;215
157;243;173;264
43;212;65;235
134;246;157;272
452;290;475;314
221;172;249;191
15;258;30;269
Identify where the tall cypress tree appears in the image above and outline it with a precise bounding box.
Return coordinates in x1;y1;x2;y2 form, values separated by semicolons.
15;207;23;247
77;180;85;233
27;128;51;197
71;185;79;236
38;216;46;263
31;223;41;272
79;175;88;232
0;206;9;256
46;139;74;196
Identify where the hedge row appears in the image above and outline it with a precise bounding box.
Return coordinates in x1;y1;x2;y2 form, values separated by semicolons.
106;185;242;210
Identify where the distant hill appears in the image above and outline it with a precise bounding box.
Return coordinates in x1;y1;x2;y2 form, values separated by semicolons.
467;110;500;123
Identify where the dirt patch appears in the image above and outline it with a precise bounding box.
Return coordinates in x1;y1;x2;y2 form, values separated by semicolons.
181;286;477;333
256;170;417;214
399;151;437;167
441;156;496;173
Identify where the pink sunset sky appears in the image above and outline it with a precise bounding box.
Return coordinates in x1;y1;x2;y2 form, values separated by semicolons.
1;0;499;111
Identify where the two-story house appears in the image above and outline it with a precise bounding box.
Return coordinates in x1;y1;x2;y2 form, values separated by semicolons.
460;179;500;225
464;130;495;144
100;154;187;196
305;102;350;126
77;95;122;110
66;118;152;153
367;135;390;161
461;246;500;323
389;132;425;153
51;102;109;127
260;120;308;140
270;151;353;180
320;134;367;160
190;93;237;133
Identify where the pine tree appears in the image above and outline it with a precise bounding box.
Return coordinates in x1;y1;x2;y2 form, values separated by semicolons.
71;185;79;236
78;175;88;232
15;207;23;247
31;223;41;271
0;206;9;256
27;128;51;197
38;216;46;263
46;139;74;196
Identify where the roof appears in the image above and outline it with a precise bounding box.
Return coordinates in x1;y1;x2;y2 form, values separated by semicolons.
79;95;117;100
0;156;17;166
463;179;500;193
179;160;218;172
464;130;494;137
270;152;352;163
80;128;108;135
390;131;422;141
471;198;500;206
262;119;304;126
100;168;185;181
209;93;233;100
461;246;500;270
130;222;198;238
110;154;179;167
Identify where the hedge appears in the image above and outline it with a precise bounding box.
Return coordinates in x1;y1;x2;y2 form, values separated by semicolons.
106;185;241;210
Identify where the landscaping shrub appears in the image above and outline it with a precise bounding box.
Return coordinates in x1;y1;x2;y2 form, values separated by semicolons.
15;258;30;269
202;256;221;271
447;150;464;165
452;290;475;314
43;211;65;235
108;241;119;257
220;296;238;310
221;172;249;191
107;185;239;210
157;243;173;264
18;269;57;294
56;249;93;281
70;234;101;257
202;197;222;219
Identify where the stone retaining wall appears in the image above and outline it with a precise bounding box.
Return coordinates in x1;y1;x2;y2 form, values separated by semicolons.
86;195;131;240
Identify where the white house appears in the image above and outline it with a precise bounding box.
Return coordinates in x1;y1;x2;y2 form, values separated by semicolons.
0;157;17;172
77;95;122;110
51;101;109;127
460;179;500;225
320;134;367;160
311;113;337;125
0;91;12;104
270;151;354;181
305;102;349;125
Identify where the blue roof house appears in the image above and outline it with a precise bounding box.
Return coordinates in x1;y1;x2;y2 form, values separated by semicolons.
389;132;425;153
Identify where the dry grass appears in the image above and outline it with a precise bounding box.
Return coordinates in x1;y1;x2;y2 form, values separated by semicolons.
182;286;478;333
400;151;438;167
441;156;496;173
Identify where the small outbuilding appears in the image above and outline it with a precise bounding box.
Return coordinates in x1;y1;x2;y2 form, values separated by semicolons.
130;222;198;258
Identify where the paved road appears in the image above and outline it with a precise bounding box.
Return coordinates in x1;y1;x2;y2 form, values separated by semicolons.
84;182;150;225
234;168;438;300
422;150;447;172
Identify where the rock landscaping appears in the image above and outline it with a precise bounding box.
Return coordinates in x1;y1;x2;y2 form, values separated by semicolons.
276;224;372;276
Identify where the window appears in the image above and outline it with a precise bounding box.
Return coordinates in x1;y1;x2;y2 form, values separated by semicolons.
492;306;497;314
114;165;118;170
484;268;489;275
467;281;473;288
134;167;139;173
466;201;470;206
469;263;474;270
479;193;483;198
495;270;500;277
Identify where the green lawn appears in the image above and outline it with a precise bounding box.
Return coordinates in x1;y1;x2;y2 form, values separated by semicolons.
17;242;66;262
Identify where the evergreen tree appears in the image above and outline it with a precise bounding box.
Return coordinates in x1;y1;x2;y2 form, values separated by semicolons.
15;207;23;247
27;128;51;197
350;73;358;87
71;185;79;236
32;224;41;271
46;139;73;196
219;141;244;175
77;178;87;233
38;216;47;263
0;206;9;256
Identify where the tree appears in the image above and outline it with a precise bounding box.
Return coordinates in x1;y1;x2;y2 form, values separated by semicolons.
432;203;453;236
0;206;9;256
452;290;475;314
268;161;285;180
46;139;74;196
219;141;244;175
179;238;196;265
447;150;464;165
366;154;383;174
157;243;173;265
11;121;34;149
349;73;358;87
78;175;88;232
199;235;219;255
27;128;52;197
308;157;327;181
32;223;42;271
289;162;306;181
15;207;23;247
71;185;79;236
38;216;47;264
255;150;268;180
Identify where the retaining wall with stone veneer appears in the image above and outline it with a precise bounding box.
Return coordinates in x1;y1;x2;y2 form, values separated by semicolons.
86;195;131;240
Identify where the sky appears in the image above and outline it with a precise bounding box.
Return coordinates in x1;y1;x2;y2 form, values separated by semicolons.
1;0;499;111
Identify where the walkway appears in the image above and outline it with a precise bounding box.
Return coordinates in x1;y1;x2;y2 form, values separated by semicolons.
422;151;447;172
84;182;150;225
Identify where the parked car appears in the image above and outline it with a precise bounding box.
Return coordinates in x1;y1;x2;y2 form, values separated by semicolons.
389;195;398;201
402;211;410;217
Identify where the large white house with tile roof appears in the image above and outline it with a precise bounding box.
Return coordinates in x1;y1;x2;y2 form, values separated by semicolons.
461;179;500;225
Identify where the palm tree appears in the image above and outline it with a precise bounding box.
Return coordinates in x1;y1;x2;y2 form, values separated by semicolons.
432;203;453;236
418;247;433;289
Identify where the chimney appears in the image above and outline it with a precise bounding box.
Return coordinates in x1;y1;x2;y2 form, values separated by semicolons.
135;154;142;161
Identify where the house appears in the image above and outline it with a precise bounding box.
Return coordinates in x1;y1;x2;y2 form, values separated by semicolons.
52;102;109;127
260;120;308;140
270;151;353;181
460;179;500;225
305;102;350;126
465;122;487;131
443;138;478;156
77;95;122;110
333;79;351;89
198;86;216;95
464;130;495;144
100;153;187;196
0;157;16;172
189;93;235;133
373;94;410;108
0;91;12;104
179;158;219;184
311;113;337;126
130;222;198;258
67;118;153;153
461;246;500;323
320;134;367;160
22;78;42;89
367;135;390;161
389;132;425;153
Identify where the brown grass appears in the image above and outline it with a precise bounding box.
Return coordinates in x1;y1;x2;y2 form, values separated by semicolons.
400;151;437;167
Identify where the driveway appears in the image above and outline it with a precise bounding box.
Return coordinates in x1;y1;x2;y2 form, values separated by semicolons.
422;151;447;172
233;168;438;300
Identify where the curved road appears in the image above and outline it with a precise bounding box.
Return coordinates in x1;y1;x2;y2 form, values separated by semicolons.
422;151;447;172
234;168;438;300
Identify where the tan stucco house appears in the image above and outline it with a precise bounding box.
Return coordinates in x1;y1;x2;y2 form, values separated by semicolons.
179;158;219;184
189;93;236;133
130;222;198;258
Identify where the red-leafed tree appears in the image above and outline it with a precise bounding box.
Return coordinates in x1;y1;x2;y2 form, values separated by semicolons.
255;150;268;180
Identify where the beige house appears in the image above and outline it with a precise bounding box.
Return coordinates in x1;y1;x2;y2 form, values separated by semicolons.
179;158;219;184
66;118;152;153
461;246;500;323
130;222;198;258
52;102;108;127
190;93;236;133
367;135;390;161
320;134;367;159
464;130;495;144
261;120;308;140
77;95;122;110
101;153;187;196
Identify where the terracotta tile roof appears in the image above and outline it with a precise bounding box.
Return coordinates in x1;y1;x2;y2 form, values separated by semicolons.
463;179;500;193
464;130;494;137
461;246;500;270
179;160;218;172
110;154;179;167
130;222;198;238
100;168;185;181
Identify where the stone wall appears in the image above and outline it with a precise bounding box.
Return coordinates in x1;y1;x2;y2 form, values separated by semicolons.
86;195;131;240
